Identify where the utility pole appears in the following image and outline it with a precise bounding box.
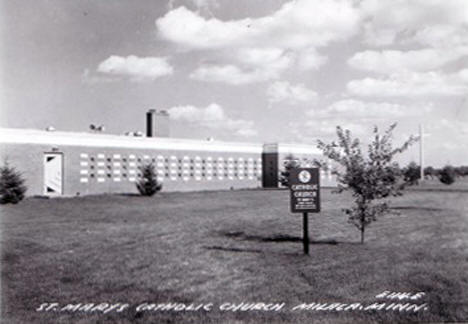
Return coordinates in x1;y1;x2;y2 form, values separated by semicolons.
419;124;424;181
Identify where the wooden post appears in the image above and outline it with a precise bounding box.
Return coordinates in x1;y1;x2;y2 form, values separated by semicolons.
303;212;309;255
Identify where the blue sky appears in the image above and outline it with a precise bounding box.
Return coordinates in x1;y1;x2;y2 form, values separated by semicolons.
1;0;468;167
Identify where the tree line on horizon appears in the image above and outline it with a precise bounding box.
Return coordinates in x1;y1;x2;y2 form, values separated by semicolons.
402;162;463;186
282;154;464;188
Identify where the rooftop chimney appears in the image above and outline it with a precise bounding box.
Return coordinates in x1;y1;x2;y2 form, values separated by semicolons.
146;109;170;137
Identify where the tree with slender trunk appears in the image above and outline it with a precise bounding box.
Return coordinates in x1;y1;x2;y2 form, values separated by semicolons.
317;124;417;244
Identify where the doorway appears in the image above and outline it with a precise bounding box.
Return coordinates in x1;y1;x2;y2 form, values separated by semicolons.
43;152;63;195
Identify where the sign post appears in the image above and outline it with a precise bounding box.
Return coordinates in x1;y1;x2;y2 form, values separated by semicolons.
289;168;320;255
303;212;309;255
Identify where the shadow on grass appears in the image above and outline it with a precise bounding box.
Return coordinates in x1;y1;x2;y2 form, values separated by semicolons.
391;206;444;212
204;245;264;253
203;245;319;256
117;193;144;197
406;187;468;193
219;231;359;245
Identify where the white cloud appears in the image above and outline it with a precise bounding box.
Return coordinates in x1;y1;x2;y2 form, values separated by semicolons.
267;81;317;105
412;24;468;48
459;68;468;82
348;48;468;74
168;103;225;122
189;64;273;85
306;120;367;136
360;0;468;47
347;71;468;98
426;118;468;133
289;120;367;142
156;6;256;49
156;1;361;50
190;47;326;85
97;55;173;81
236;47;293;72
167;103;257;136
326;100;405;117
168;0;219;14
293;98;434;145
157;0;359;82
190;47;294;85
297;48;329;71
309;99;432;119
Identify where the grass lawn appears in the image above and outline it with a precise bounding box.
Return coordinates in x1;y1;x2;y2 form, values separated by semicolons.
1;186;468;323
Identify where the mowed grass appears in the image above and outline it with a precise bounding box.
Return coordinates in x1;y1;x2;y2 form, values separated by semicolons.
1;186;468;324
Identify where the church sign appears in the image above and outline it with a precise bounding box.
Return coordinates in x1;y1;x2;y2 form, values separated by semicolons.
289;168;320;213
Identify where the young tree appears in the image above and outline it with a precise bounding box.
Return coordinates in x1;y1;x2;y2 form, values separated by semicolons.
0;161;27;204
136;163;162;196
403;161;421;186
317;124;417;244
439;165;456;185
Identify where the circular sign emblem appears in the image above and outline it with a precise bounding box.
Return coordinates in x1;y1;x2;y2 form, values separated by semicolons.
298;170;311;183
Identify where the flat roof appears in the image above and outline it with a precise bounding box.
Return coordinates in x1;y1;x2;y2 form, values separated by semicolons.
0;128;321;155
